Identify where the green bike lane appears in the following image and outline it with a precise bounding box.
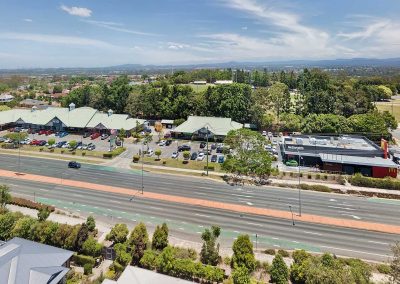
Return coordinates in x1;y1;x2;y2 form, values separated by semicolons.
38;196;321;253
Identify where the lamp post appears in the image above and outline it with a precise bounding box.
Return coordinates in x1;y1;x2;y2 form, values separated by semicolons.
297;148;302;217
141;142;144;194
206;126;209;176
289;205;295;226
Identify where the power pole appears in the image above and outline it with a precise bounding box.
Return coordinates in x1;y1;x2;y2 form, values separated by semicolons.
206;126;209;176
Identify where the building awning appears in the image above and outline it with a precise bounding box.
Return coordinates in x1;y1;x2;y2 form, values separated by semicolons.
161;119;174;124
320;153;397;168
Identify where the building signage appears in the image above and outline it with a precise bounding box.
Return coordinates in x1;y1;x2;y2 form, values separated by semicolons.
287;145;304;151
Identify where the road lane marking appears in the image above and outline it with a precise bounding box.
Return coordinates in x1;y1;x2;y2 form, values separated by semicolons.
195;213;211;218
246;202;253;206
328;205;356;211
329;199;337;202
272;237;279;240
246;222;263;227
231;193;253;198
368;241;389;245
341;214;361;220
320;246;389;257
304;231;323;236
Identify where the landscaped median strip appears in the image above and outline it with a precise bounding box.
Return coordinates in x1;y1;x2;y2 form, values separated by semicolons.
2;168;400;235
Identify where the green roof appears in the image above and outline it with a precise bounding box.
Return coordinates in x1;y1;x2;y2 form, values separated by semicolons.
0;107;145;130
172;116;243;136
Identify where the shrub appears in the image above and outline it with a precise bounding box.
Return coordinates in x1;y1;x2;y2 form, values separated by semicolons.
315;174;321;180
103;153;113;159
204;165;215;171
324;174;328;180
223;256;231;265
72;254;95;266
133;155;140;162
349;173;400;190
111;261;124;273
376;263;391;274
61;150;65;154
307;174;312;179
83;263;93;275
140;249;158;269
39;147;44;152
172;246;197;261
299;184;332;193
277;249;290;257
49;149;54;152
264;248;276;255
82;152;86;156
10;197;55;212
162;160;167;165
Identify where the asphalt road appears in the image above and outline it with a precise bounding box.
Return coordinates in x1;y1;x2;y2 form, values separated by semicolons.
1;153;399;261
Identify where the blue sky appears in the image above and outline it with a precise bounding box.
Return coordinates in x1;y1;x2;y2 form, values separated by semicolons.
0;0;399;68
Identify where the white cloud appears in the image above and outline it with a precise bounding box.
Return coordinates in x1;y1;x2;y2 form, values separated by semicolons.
23;18;33;22
0;32;119;49
61;5;92;17
338;20;390;40
241;26;248;30
83;20;158;36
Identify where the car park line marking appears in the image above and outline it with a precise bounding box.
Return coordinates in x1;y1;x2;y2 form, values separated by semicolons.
3;169;400;235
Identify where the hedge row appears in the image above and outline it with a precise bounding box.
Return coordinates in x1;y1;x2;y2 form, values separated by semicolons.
299;184;333;193
10;197;55;212
349;173;400;190
72;254;95;267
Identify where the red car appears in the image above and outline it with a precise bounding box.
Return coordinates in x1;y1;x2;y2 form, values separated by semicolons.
45;130;53;136
30;139;40;145
38;130;46;135
90;132;100;140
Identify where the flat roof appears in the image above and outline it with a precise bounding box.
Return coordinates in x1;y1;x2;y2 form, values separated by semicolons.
320;153;397;168
284;135;379;151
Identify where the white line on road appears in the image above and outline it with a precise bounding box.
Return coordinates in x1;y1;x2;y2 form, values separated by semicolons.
231;193;253;198
341;213;361;220
328;205;356;211
303;231;323;236
273;245;280;247
195;213;211;218
368;241;389;245
150;206;163;210
246;202;253;206
320;245;389;257
179;227;184;230
234;231;240;233
272;237;279;240
110;200;121;204
73;194;82;197
246;222;262;227
329;199;337;202
198;225;204;228
292;241;299;243
196;232;202;234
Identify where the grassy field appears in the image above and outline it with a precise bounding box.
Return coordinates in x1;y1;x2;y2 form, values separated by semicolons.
376;100;400;122
186;83;213;93
141;156;222;172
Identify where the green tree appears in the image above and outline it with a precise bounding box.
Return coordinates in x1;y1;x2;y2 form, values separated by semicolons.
0;185;11;210
140;249;158;269
183;150;190;161
86;215;96;232
232;266;251;284
114;243;132;267
152;223;169;250
106;223;129;244
290;250;311;284
47;138;56;146
390;241;400;284
155;149;162;160
37;207;51;222
143;133;153;151
31;220;59;245
53;223;75;249
52;85;63;94
270;254;289;284
231;234;256;272
69;140;77;149
128;222;149;265
0;212;20;240
200;226;220;266
11;217;37;239
82;236;103;257
156;246;175;274
118;128;126;147
75;223;89;252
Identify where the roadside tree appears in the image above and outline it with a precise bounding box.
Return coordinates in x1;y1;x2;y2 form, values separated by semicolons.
200;225;221;266
270;254;289;284
155;149;162;160
0;185;11;210
152;223;169;250
82;236;103;257
86;215;96;232
231;234;256;272
118;128;126;147
390;241;400;283
37;207;51;222
232;266;251;284
106;223;129;244
128;222;149;265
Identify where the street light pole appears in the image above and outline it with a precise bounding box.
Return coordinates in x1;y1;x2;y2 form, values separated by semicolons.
289;205;295;226
297;149;302;217
141;142;144;194
206;126;209;176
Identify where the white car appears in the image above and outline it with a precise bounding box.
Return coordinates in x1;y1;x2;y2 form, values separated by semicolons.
197;152;205;161
62;143;70;149
158;140;166;146
171;152;179;159
262;131;267;136
147;149;154;156
20;138;31;145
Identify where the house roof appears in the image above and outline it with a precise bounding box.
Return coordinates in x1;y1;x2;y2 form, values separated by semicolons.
19;99;47;106
0;237;73;284
161;119;174;124
0;107;145;130
172;116;243;136
320;153;397;168
102;266;193;284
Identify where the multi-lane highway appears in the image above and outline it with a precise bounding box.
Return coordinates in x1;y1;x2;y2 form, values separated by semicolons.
1;153;399;261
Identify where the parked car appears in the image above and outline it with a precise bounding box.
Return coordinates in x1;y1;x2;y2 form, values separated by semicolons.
217;155;225;163
200;142;206;148
165;140;172;146
178;145;191;152
158;140;166;146
197;152;205;161
190;152;198;160
83;132;91;138
211;143;217;150
262;131;267;136
20;138;32;145
211;155;218;162
147;149;154;156
45;130;53;136
164;132;171;138
87;144;96;151
91;133;100;140
216;147;223;153
286;160;298;167
56;141;67;148
28;129;37;134
13;127;22;133
38;130;46;135
68;161;81;169
58;131;68;138
144;128;152;133
0;137;5;143
115;140;122;146
101;133;109;140
38;140;47;146
171;152;179;159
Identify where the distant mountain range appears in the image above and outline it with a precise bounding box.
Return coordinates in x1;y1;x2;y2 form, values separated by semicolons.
1;57;400;75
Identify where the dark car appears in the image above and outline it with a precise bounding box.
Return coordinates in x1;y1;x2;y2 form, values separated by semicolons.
101;133;109;140
200;142;206;148
216;147;223;153
68;161;81;169
190;152;198;160
38;140;47;146
83;132;91;138
165;139;172;146
211;155;218;162
211;143;217;150
218;155;225;163
178;145;191;152
144;127;152;133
